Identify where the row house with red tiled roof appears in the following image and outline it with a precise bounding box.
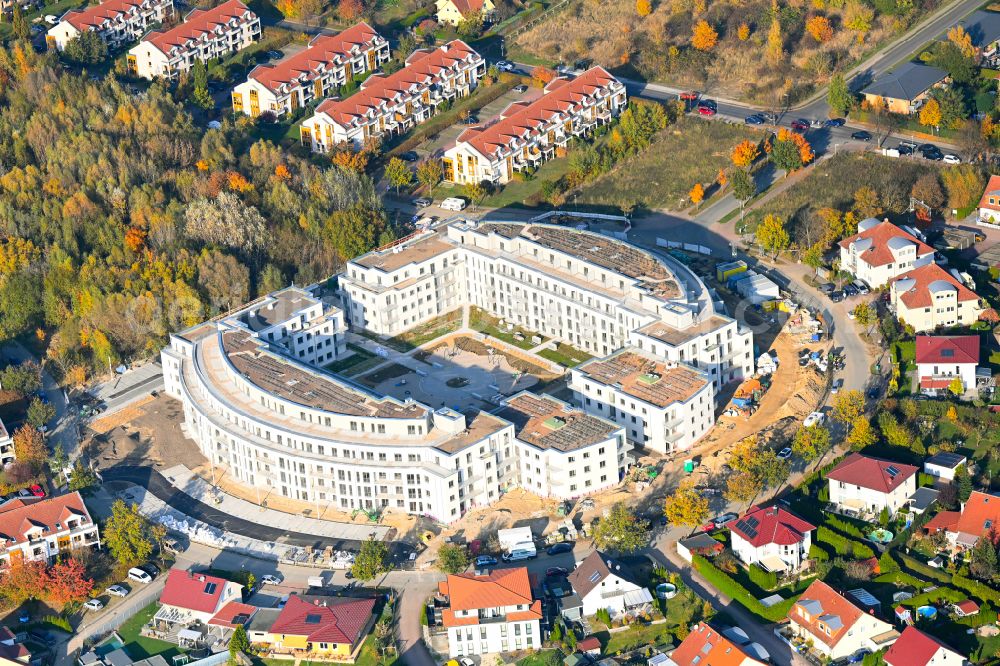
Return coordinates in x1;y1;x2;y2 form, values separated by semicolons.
838;218;934;289
730;505;815;574
47;0;173;52
300;40;485;153
438;567;542;657
127;0;260;80
442;67;626;186
889;262;984;333
0;492;100;568
232;23;389;118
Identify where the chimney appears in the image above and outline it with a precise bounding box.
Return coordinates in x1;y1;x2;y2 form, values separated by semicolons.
199;575;205;582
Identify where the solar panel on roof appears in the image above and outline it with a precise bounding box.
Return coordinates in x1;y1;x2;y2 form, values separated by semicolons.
886;465;899;478
305;614;322;624
735;519;758;539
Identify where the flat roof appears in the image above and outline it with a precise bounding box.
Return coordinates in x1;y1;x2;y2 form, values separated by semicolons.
496;393;619;452
239;287;318;331
636;315;731;346
576;350;709;408
432;410;510;454
352;232;454;272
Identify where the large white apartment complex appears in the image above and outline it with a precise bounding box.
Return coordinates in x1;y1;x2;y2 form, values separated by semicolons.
838;218;934;288
127;0;260;80
444;67;626;185
300;40;484;152
47;0;173;52
232;23;389;118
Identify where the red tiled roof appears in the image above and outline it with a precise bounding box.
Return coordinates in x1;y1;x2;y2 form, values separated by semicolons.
891;263;980;310
730;505;815;548
789;580;865;649
143;0;254;55
955;491;1000;539
315;40;479;127
269;595;375;645
577;637;601;653
249;23;382;93
444;567;533;611
827;453;918;494
61;0;149;31
208;601;257;628
978;174;1000;213
923;510;960;534
838;220;934;268
955;599;980;615
915;335;979;365
459;67;619;157
0;492;90;546
884;626;959;666
160;569;233;615
444;0;489;15
670;622;766;666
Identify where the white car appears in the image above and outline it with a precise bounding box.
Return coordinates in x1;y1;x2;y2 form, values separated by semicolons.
106;585;130;597
127;567;153;583
44;14;58;23
943;154;961;165
777;447;793;460
495;60;514;72
803;411;825;428
84;599;104;611
260;574;283;585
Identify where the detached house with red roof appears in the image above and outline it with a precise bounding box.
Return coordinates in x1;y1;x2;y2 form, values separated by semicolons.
47;0;173;52
925;490;1000;550
884;626;965;666
839;218;935;289
435;0;495;26
438;567;542;657
154;569;244;628
442;67;626;186
730;505;815;574
256;595;376;658
232;23;389;118
787;580;898;661
977;174;1000;227
915;335;980;396
889;263;983;334
0;491;100;568
127;0;260;80
668;622;768;666
301;40;484;152
827;453;918;519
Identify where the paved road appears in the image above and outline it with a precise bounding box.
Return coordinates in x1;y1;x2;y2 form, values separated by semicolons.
1;342;77;458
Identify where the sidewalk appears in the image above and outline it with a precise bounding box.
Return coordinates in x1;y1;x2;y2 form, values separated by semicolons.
162;464;391;542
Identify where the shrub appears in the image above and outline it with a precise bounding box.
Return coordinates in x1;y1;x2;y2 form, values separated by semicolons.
39;615;72;632
952;573;1000;605
746;563;778;590
809;543;830;561
816;527;874;559
692;555;798;623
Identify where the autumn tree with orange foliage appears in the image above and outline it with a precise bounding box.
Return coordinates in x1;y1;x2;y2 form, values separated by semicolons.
227;172;253;192
731;140;760;168
636;0;652;16
331;145;371;172
124;227;147;253
805;15;833;42
339;0;364;20
531;66;556;87
691;20;718;51
274;164;291;182
737;23;750;40
12;424;46;466
716;169;727;187
689;183;705;204
45;558;94;607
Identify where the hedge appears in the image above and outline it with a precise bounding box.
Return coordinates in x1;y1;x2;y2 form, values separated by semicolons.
952;573;1000;606
816;526;875;559
692;555;799;623
824;514;867;540
901;585;965;609
747;564;778;590
896;553;951;583
874;569;926;588
809;543;830;561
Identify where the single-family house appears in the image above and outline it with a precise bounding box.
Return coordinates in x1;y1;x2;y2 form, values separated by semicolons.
0;492;100;567
438;567;542;656
0;627;34;666
838;218;935;289
889;263;984;333
915;335;979;395
953;600;979;617
155;569;244;627
884;626;965;666
259;595;376;658
668;622;767;666
978;174;1000;227
787;580;899;661
861;63;949;115
729;505;815;574
923;452;967;482
827;453;918;518
956;10;1000;61
435;0;494;26
567;550;653;618
924;490;1000;550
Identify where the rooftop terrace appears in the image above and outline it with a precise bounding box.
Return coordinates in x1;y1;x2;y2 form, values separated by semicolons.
496;393;619;452
576;350;709;408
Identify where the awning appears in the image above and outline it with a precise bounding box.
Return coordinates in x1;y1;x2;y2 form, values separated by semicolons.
760;555;789;573
177;629;203;642
623;588;654;607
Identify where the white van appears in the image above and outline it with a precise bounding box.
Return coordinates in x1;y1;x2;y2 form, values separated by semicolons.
440;197;467;211
502;548;536;562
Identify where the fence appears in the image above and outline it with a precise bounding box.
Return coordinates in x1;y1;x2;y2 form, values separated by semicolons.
502;0;576;40
656;238;713;256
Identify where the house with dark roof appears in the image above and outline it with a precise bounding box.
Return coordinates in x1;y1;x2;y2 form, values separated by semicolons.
435;0;495;26
438;567;542;657
884;626;965;666
861;62;949;115
257;595;376;658
956;10;1000;58
923;452;967;482
154;569;244;627
0;491;100;567
827;454;918;518
667;622;767;666
566;550;652;618
787;580;898;660
889;263;983;333
925;490;1000;550
915;335;980;396
838;218;935;289
729;505;815;574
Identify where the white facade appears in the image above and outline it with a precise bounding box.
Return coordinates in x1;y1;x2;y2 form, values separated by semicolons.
890;266;984;333
915;360;976;392
578;571;643;617
446;616;539;657
0;493;101;568
731;530;811;573
829;475;916;517
127;0;260;80
838;218;934;288
442;569;541;657
47;0;173;52
301;40;484;152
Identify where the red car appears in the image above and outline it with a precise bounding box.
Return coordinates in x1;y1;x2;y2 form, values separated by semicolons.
29;485;45;498
697;104;717;116
790;118;810;131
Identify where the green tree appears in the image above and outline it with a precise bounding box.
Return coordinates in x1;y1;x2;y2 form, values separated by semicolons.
969;530;998;580
956;465;974;502
0;362;41;396
0;271;44;341
104;499;154;568
68;459;99;491
192;60;213;109
827;73;854;116
351;537;388;581
853;301;876;327
49;443;69;478
756;214;790;259
663;480;709;530
229;624;250;659
464;181;487;209
436;543;470;574
12;5;29;41
592;503;649;554
26;397;55;428
877;412;913;450
930;86;968;129
63;30;109;65
834;389;866;424
770;137;803;173
385;157;413;194
417;160;443;196
847;417;877;450
729;167;756;206
792;424;831;461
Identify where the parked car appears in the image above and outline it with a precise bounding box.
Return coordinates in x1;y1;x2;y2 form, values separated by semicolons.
29;484;45;498
898;141;916;155
459;658;476;666
495;60;514;72
440;197;467;211
824;118;846;127
832;378;843;394
744;114;764;125
546;567;568;577
712;513;738;528
853;279;870;295
547;542;574;555
106;585;130;598
790;118;810;131
162;535;184;554
399;151;419;162
127;567;153;584
44;14;58;23
850;130;872;141
83;599;104;611
513;84;528;93
843;283;859;297
697;104;717;116
829;290;844;302
943;154;961;164
267;50;283;59
923;148;944;161
260;574;284;585
17;488;31;498
474;555;497;567
818;282;835;294
413;197;432;208
502;549;536;562
777;447;793;459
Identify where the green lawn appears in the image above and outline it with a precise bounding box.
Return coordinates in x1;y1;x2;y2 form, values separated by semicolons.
324;344;379;375
117;603;184;661
0;0;86;39
574;118;767;213
359;309;462;353
516;650;564;666
538;343;594;368
468;306;544;349
477;156;574;209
